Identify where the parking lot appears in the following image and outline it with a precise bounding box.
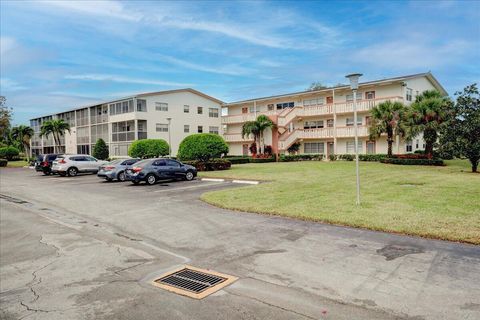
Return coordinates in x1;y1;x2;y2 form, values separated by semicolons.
1;167;480;320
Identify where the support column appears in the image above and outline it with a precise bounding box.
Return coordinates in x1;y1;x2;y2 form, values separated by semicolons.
333;89;337;154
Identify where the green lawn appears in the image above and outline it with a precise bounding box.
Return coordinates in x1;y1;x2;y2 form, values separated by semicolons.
199;159;480;244
6;160;29;168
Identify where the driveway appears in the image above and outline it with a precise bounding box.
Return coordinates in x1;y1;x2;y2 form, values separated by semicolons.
1;167;479;319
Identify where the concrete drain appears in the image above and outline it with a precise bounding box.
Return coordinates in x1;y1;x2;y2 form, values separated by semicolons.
152;266;237;299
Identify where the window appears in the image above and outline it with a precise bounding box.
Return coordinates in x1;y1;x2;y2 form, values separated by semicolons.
156;123;168;132
303;97;325;106
326;96;333;104
197;106;203;114
242;144;249;156
406;88;413;101
209;126;219;134
304;142;324;154
346;117;362;126
109;99;133;115
365;91;375;100
249;106;255;113
365;116;372;126
166;159;180;168
327;119;334;127
406;140;413;152
198;126;203;133
242;107;248;114
112;120;135;142
304;120;324;129
267;104;274;111
155;102;168;111
184;125;190;133
184;105;190;113
346;92;362;102
137;99;147;112
276;102;294;110
153;160;166;166
416;139;419;149
209;108;219;118
366;141;375;154
346;141;363;154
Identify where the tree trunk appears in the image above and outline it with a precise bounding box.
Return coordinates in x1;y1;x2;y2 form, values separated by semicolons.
471;158;479;173
423;128;437;159
387;130;393;157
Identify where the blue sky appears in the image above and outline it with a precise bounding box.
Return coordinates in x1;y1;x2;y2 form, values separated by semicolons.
1;0;479;124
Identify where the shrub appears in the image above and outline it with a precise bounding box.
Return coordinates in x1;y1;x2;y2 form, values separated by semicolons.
0;159;7;167
227;156;251;164
338;154;354;161
264;145;273;156
380;158;444;166
280;154;324;162
0;146;20;161
391;153;429;160
250;157;276;163
178;134;228;161
249;142;257;155
183;159;231;171
414;150;425;154
92;138;109;160
358;154;388;161
329;154;337;161
128;139;169;158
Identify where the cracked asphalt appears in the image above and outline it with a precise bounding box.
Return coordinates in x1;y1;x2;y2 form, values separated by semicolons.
1;167;479;319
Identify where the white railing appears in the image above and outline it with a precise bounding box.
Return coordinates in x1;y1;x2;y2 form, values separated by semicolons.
223;133;253;142
221;110;280;124
336;126;369;137
334;96;403;114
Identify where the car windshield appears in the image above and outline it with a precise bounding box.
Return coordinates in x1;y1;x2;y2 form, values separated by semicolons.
134;159;153;167
36;155;44;161
107;159;124;165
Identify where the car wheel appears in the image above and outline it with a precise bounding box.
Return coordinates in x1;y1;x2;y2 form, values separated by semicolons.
146;174;156;185
67;167;78;177
117;171;126;182
185;171;195;181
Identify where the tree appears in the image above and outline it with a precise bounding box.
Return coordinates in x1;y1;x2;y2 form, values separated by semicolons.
128;139;169;158
369;100;407;157
0;146;20;161
39;119;70;153
241;115;275;154
11;125;34;159
0;96;13;142
177;133;228;161
439;84;479;172
307;82;328;91
405;90;453;159
93;138;109;160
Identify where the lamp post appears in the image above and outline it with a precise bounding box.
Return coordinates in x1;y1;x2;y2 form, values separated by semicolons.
345;73;363;205
166;117;172;158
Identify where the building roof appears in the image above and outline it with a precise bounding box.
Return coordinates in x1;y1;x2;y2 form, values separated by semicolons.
223;72;447;106
30;88;224;120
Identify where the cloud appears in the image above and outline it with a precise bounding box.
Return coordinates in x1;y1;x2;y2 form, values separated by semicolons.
64;74;193;87
0;78;27;92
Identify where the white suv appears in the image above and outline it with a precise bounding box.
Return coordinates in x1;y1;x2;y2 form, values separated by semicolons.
52;155;108;177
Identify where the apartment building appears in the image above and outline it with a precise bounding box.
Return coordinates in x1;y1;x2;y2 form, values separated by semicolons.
30;89;223;157
222;72;447;156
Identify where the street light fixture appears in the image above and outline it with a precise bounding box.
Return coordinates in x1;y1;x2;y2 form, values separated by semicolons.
345;73;363;205
166;117;172;158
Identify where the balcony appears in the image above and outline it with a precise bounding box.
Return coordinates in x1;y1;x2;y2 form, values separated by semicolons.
223;133;253;142
278;126;369;150
221;110;279;124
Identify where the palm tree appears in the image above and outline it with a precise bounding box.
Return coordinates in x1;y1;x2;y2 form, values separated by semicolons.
405;90;452;159
11;125;34;159
369;100;407;157
39;119;71;153
241;115;275;154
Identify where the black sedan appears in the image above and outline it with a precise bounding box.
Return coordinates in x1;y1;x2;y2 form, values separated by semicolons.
125;158;197;185
34;154;59;175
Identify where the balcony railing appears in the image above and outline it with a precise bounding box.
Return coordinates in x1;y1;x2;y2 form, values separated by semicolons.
223;133;253;142
278;126;369;150
221;110;279;124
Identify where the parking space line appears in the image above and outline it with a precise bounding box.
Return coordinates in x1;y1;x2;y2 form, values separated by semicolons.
152;181;226;193
201;178;225;182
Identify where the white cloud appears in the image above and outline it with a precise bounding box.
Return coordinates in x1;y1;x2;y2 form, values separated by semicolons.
0;78;27;92
156;55;254;76
64;74;193;87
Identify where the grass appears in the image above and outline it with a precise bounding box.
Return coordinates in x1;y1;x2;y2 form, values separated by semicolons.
199;159;480;244
6;160;29;168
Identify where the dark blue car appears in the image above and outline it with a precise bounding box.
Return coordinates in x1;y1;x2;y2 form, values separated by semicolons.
125;158;197;185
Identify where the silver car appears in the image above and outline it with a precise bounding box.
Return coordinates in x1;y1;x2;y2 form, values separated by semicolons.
52;154;108;177
97;158;140;182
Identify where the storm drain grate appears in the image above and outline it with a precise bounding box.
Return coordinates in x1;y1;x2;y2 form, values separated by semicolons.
152;266;238;299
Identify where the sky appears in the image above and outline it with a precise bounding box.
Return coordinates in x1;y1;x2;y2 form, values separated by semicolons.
1;0;479;125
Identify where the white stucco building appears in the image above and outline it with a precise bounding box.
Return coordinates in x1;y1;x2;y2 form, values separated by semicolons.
30;89;223;157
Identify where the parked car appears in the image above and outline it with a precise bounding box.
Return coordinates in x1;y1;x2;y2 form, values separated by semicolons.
125;158;197;185
97;158;140;182
52;155;109;177
34;154;58;175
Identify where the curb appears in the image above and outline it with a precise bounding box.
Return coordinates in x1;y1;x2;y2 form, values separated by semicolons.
201;178;260;185
201;178;225;182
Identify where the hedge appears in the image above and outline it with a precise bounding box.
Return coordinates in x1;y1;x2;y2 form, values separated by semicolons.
327;154;387;162
128;139;169;158
250;157;276;163
380;158;444;166
178;134;229;161
0;146;20;161
226;156;251;164
182;159;231;171
280;154;324;162
0;159;7;167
